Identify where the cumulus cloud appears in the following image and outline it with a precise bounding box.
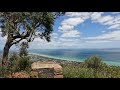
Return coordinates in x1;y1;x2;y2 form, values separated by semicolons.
58;12;92;39
58;17;84;37
91;13;114;24
84;31;120;41
29;12;120;49
97;15;114;24
108;24;120;29
59;37;79;42
51;33;58;39
61;30;80;38
11;12;119;49
112;12;120;14
65;12;91;19
91;12;104;21
85;40;111;44
91;13;120;30
61;17;84;26
58;25;74;33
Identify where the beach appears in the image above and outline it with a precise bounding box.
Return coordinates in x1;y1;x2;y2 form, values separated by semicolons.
28;53;82;66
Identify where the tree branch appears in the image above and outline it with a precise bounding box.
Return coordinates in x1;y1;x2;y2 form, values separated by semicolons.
11;38;23;45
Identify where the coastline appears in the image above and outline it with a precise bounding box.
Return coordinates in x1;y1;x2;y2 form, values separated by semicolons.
29;53;120;66
29;52;81;61
1;52;120;66
28;53;82;65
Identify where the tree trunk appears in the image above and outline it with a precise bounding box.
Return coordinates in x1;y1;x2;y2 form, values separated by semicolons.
2;39;12;66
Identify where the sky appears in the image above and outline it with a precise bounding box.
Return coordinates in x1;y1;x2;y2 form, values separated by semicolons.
1;12;120;50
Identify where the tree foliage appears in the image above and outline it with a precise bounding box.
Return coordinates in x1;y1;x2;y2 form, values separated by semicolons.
19;42;28;57
0;12;64;43
0;12;65;65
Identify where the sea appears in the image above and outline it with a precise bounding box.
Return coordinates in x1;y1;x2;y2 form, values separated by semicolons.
1;48;120;66
28;48;120;66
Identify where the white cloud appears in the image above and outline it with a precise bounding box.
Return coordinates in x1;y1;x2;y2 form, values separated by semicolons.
61;30;80;38
65;12;91;20
91;13;114;24
59;37;80;42
91;12;103;21
29;30;120;49
97;15;114;24
61;17;84;26
91;12;120;30
58;25;74;33
108;24;120;29
112;12;120;14
58;12;91;38
58;17;83;37
51;33;58;39
19;12;120;49
85;40;111;44
33;38;44;42
104;16;120;25
84;31;120;41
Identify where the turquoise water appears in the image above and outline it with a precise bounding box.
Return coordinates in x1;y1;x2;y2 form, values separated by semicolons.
29;48;120;66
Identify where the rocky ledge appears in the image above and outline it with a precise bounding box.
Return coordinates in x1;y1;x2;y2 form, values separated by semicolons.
31;61;63;78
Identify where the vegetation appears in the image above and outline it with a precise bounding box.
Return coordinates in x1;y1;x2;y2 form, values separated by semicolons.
0;41;31;77
1;53;120;78
84;56;107;69
1;12;120;78
63;56;120;78
0;12;65;66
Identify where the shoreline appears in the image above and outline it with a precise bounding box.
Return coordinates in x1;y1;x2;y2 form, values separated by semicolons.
29;52;82;62
29;53;120;66
28;53;82;65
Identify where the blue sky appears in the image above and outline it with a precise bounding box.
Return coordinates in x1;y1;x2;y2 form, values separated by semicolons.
1;12;120;50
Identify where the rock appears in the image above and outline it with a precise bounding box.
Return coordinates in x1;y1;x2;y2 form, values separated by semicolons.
30;71;39;78
8;71;30;78
54;75;63;78
31;61;63;78
54;67;62;75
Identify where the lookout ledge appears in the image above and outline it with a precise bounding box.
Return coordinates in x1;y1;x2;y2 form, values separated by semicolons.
31;61;63;78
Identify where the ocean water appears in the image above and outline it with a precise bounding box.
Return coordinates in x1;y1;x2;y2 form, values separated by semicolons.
29;48;120;66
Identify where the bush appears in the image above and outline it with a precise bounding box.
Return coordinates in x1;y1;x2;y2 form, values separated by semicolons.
84;56;107;70
9;53;20;72
8;53;31;73
63;64;94;78
0;66;9;77
18;56;31;71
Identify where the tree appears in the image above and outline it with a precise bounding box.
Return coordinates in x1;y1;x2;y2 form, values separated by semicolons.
0;12;65;66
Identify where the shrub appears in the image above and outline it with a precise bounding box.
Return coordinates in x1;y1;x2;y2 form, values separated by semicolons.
18;56;31;71
0;66;9;77
84;56;106;70
63;64;94;78
8;53;31;73
9;53;20;72
4;42;31;77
